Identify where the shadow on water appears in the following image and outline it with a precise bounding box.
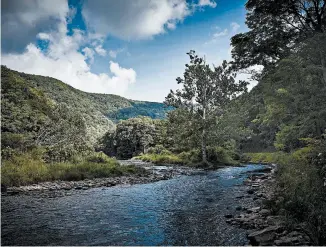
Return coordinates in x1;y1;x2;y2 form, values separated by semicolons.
1;164;267;246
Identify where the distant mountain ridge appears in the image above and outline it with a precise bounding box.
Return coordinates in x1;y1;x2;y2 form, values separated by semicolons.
1;66;172;143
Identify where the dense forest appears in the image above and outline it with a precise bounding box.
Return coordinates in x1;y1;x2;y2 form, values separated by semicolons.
1;0;326;244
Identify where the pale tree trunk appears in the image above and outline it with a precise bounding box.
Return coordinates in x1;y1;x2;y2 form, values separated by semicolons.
320;51;326;85
202;107;207;164
201;83;208;164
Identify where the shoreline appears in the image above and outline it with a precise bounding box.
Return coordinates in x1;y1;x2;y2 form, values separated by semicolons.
1;162;203;196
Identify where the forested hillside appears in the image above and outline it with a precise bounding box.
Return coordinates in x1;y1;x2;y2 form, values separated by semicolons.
1;66;171;144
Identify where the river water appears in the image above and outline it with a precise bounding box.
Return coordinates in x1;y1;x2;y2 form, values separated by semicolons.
1;164;266;246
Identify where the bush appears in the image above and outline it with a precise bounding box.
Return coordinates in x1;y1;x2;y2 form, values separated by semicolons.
136;146;239;166
136;153;184;165
206;146;239;166
147;145;172;155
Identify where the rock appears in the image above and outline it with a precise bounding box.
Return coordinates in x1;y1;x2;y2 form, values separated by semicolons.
75;186;83;190
236;206;243;211
274;231;310;246
247;207;261;213
224;214;233;219
247;189;255;194
259;209;270;216
248;225;282;245
6;190;20;195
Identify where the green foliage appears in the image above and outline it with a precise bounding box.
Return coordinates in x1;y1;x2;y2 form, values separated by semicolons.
1;150;141;187
98;117;168;159
136;153;185;165
206;146;239;166
235;34;326;153
147;145;172;155
165;51;247;162
247;140;326;244
137;146;239;166
230;0;326;71
1;66;171;150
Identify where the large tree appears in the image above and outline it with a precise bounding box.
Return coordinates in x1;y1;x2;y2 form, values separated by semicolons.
231;0;326;71
165;51;247;164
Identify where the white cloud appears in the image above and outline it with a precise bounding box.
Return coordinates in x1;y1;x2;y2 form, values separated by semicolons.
197;0;217;8
2;14;136;96
82;47;95;63
1;0;69;53
82;0;216;40
213;29;228;38
108;48;126;58
230;22;240;33
94;45;107;56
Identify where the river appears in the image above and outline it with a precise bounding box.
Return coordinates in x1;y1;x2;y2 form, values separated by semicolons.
1;164;267;246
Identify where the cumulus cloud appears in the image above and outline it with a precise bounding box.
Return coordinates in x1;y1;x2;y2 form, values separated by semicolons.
82;0;216;40
2;8;136;96
2;0;216;97
94;45;107;56
197;0;217;8
108;48;126;58
1;0;69;53
230;22;240;33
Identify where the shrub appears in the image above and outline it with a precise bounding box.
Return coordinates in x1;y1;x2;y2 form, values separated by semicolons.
206;146;238;166
136;153;184;165
147;145;172;155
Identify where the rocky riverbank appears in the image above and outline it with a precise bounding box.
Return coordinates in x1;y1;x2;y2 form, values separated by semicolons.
225;164;312;246
2;161;202;197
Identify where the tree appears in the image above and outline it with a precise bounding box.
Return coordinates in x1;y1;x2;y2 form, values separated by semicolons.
231;0;326;72
35;103;90;162
165;50;247;164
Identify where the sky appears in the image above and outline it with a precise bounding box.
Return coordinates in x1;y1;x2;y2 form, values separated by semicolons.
1;0;254;102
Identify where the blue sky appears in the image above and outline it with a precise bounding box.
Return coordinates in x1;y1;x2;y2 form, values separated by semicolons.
1;0;251;102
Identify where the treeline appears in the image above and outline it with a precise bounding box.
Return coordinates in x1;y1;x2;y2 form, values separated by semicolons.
227;0;326;244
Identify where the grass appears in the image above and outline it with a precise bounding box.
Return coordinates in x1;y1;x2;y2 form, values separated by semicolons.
135;153;185;165
135;146;239;167
1;151;143;187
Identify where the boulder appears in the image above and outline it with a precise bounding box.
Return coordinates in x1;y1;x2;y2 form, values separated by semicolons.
259;209;270;216
248;225;282;245
247;207;261;213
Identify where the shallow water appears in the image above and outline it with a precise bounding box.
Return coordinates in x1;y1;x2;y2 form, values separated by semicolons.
1;164;266;246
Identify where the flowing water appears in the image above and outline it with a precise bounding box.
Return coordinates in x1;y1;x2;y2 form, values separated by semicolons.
1;164;266;246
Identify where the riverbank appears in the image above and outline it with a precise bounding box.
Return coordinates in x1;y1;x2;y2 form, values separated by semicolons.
2;160;203;197
225;164;313;245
